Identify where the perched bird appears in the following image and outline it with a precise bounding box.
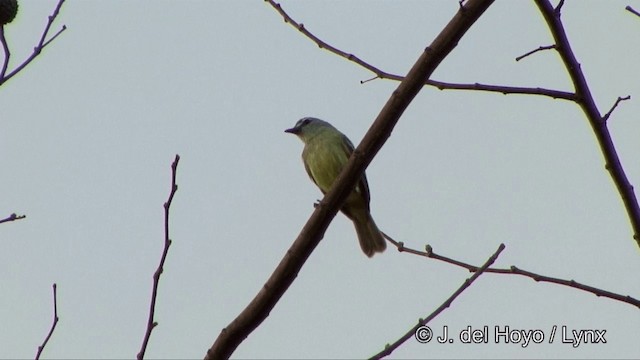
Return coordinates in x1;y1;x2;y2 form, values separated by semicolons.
285;117;386;257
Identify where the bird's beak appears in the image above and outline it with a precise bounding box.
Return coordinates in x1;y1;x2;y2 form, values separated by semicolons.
284;127;299;134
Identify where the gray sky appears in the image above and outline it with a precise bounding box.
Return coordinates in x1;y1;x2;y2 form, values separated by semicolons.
1;1;639;359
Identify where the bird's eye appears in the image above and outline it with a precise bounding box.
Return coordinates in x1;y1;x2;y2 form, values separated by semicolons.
301;118;311;126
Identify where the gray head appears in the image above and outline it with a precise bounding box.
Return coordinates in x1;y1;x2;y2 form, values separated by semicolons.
284;117;337;140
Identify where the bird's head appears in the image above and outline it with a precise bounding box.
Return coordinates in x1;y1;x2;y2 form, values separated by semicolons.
285;117;335;142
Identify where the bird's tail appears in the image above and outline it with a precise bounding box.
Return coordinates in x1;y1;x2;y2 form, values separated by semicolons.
354;213;387;258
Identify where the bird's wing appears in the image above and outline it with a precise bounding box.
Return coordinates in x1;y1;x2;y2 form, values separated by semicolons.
340;133;371;207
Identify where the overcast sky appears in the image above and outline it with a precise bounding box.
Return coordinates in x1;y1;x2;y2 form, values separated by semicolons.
1;1;639;359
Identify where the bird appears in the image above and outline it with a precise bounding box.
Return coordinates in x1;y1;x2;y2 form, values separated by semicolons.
285;117;386;257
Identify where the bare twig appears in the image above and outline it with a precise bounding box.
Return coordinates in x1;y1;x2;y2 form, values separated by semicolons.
0;27;9;79
383;233;640;309
0;0;67;86
265;0;574;101
0;213;26;224
360;75;379;84
515;44;556;61
625;5;640;17
428;80;575;100
602;95;631;122
370;244;506;359
137;154;180;360
206;1;495;359
508;266;640;308
35;283;59;360
535;0;640;249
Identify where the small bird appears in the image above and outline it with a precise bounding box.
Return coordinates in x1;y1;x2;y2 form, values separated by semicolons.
285;117;386;257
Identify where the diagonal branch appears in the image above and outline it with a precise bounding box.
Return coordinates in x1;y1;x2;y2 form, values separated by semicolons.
35;283;59;360
205;1;495;359
626;5;640;17
137;154;180;360
0;0;67;85
602;95;631;122
265;0;575;101
535;0;640;249
370;244;506;359
515;44;556;61
0;212;26;225
383;233;640;309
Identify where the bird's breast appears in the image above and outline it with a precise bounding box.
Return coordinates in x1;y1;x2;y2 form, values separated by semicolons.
303;138;349;193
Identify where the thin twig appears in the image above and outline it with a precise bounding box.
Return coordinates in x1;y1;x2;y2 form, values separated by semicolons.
383;233;640;309
535;0;640;249
41;25;67;49
625;5;640;17
0;213;26;224
370;244;506;359
515;44;556;61
602;95;631;122
0;0;67;86
35;283;59;360
0;27;10;79
428;80;575;100
137;154;180;360
264;0;574;101
360;75;379;84
206;1;496;358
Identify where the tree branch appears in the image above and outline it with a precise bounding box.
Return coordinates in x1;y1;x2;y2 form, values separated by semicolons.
383;233;640;309
0;212;25;225
535;0;640;249
35;283;59;360
137;154;180;360
427;80;575;100
602;95;631;122
626;5;640;17
515;44;556;61
370;244;506;359
0;26;9;79
205;1;495;359
265;0;575;101
0;0;67;86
